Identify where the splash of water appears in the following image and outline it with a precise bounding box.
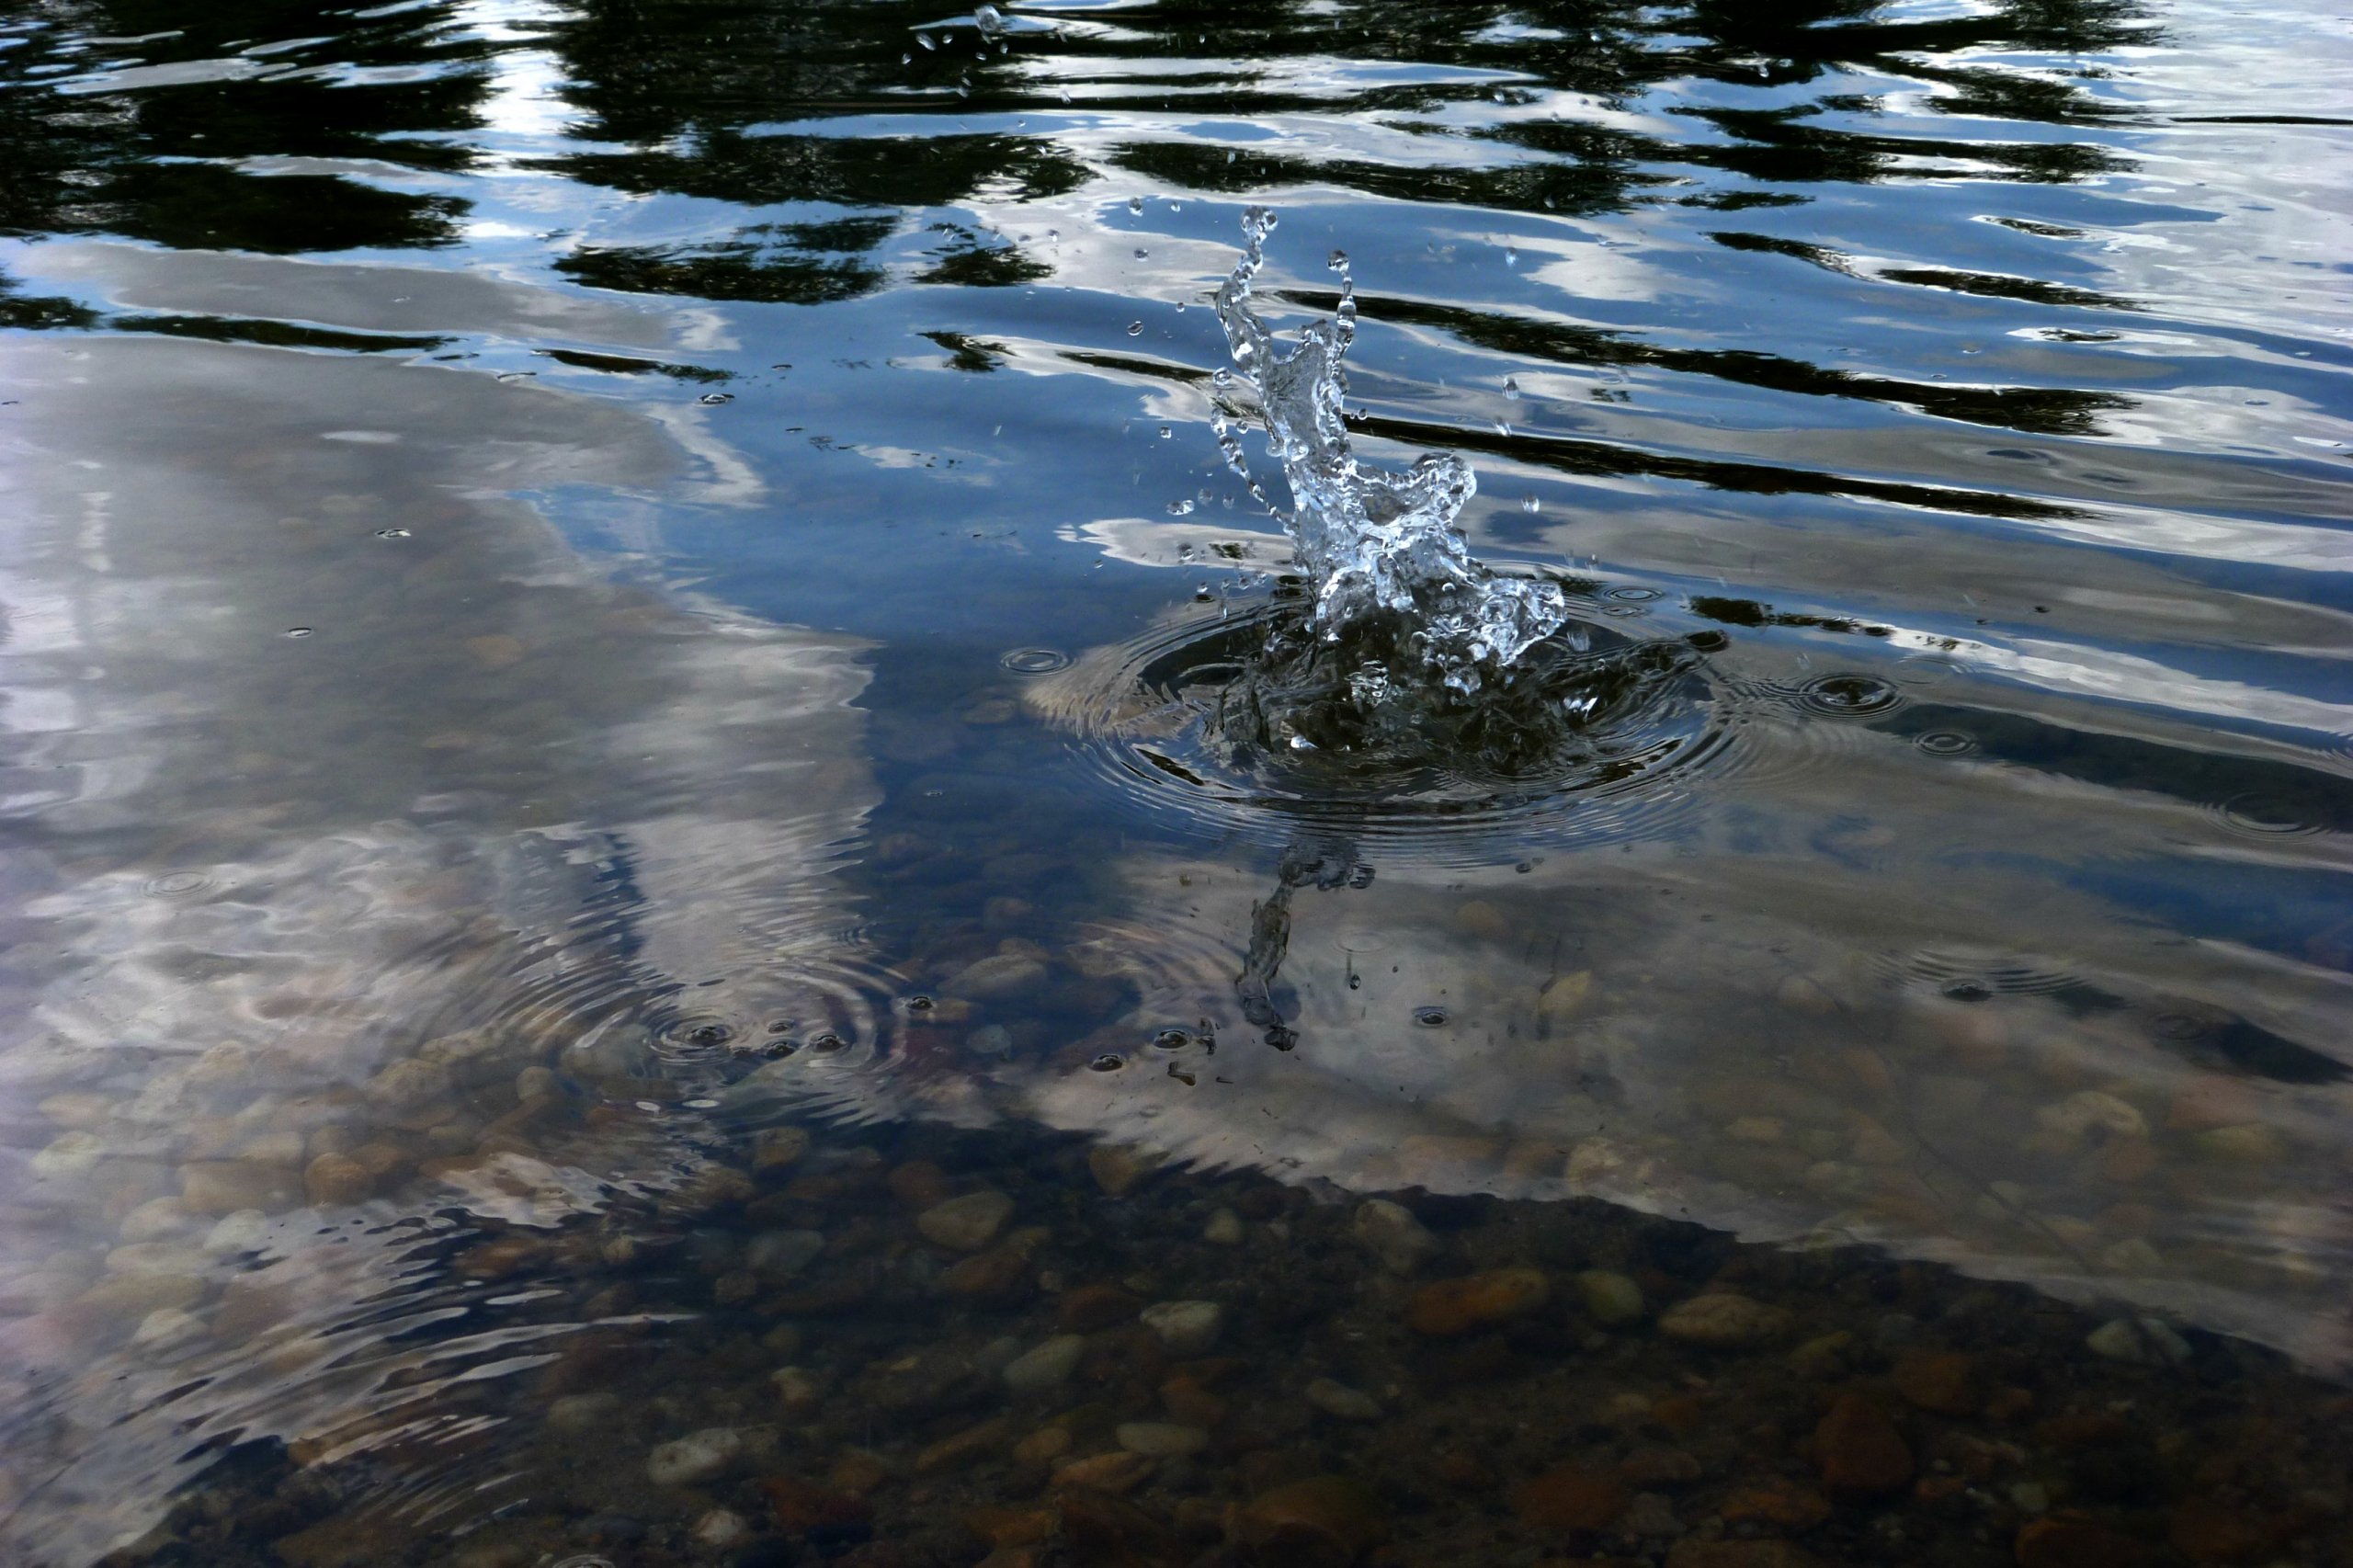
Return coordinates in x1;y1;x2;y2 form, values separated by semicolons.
1212;206;1575;696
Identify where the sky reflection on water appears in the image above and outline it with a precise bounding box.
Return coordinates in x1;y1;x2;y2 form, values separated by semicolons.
0;0;2347;1560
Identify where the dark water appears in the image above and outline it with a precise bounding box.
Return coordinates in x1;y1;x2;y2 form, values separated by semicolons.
1;1;2349;1564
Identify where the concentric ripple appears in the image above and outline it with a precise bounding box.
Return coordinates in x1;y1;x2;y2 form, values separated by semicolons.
1031;599;1733;860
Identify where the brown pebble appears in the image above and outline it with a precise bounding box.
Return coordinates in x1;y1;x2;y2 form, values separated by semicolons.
2165;1075;2262;1133
1815;1393;1913;1495
1058;1282;1142;1332
1159;1375;1229;1429
1648;1395;1705;1436
1618;1446;1703;1487
1051;1450;1154;1494
941;1243;1036;1304
764;1477;872;1536
2169;1498;2277;1563
1011;1428;1072;1466
455;1234;544;1279
887;1160;955;1209
2014;1517;2147;1568
1406;1267;1549;1335
962;1505;1055;1548
1086;1143;1158;1197
1891;1348;1979;1415
827;1452;889;1494
1667;1544;1824;1568
1055;1491;1177;1562
1511;1466;1628;1530
1719;1478;1831;1530
915;1418;1010;1474
2097;1137;2159;1185
1232;1475;1385;1567
1656;1291;1794;1348
1433;1451;1490;1490
302;1153;374;1207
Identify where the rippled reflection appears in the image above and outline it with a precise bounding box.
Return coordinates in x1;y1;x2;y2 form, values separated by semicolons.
0;0;2347;1560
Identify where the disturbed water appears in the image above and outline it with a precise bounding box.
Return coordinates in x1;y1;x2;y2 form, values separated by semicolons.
1;2;2349;1565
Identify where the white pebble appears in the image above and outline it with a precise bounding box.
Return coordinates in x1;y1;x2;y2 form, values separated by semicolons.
2085;1316;2190;1366
1139;1300;1223;1356
647;1426;743;1487
1349;1199;1437;1275
692;1509;753;1551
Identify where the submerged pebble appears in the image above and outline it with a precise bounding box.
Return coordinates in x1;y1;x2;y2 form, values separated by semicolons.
645;1426;742;1487
1139;1299;1223;1354
1002;1334;1086;1392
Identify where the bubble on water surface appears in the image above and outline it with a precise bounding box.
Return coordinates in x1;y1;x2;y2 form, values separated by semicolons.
1127;321;1143;336
142;871;210;897
283;626;313;638
1000;646;1072;674
375;527;410;539
1915;730;1978;757
1413;1006;1449;1027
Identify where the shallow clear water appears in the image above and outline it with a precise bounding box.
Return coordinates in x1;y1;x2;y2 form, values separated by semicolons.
0;1;2348;1563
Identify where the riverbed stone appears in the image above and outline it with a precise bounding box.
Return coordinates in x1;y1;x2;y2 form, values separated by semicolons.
1891;1348;1978;1414
2037;1090;2147;1142
181;1161;301;1216
1349;1199;1438;1275
744;1229;825;1280
1657;1291;1792;1348
1512;1465;1627;1530
946;952;1047;1000
1052;1451;1155;1494
303;1153;374;1207
646;1426;742;1487
1407;1268;1548;1335
1003;1335;1086;1393
1116;1422;1208;1457
1574;1269;1645;1326
2086;1315;2191;1365
1086;1143;1159;1196
1139;1299;1223;1355
1813;1394;1912;1494
1305;1379;1382;1421
1232;1475;1384;1564
917;1189;1014;1251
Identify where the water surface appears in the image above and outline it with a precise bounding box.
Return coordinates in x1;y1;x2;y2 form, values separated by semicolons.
0;0;2347;1562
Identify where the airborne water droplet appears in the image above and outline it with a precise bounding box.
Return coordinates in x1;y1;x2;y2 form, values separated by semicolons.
1158;425;1172;439
1503;377;1521;399
1128;195;1144;214
917;29;936;49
